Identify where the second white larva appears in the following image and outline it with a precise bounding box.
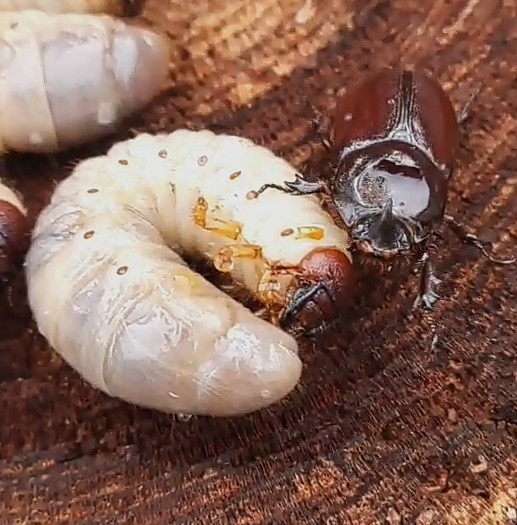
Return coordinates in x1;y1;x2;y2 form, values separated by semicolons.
0;6;169;155
25;129;354;417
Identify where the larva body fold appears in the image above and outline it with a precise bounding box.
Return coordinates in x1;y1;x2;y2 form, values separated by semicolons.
0;10;168;154
26;130;353;416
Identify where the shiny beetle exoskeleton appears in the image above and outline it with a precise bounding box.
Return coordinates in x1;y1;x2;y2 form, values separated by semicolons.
252;66;515;310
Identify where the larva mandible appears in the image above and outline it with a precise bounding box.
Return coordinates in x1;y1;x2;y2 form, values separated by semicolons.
0;5;169;155
0;178;29;283
25;129;355;417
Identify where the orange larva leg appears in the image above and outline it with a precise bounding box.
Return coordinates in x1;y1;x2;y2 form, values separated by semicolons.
256;264;303;306
212;243;286;325
213;244;263;273
192;197;242;240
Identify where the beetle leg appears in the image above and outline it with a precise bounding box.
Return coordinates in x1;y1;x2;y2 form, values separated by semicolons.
429;330;439;351
443;214;515;265
412;251;442;311
193;197;242;240
248;174;327;198
457;88;480;126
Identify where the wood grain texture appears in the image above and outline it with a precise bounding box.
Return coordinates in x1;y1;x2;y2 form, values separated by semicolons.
0;0;516;523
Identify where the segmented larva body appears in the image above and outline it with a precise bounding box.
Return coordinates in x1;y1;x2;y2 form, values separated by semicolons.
0;5;169;154
0;178;29;281
25;129;354;417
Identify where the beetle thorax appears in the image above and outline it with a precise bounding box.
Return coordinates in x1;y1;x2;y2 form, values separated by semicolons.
332;142;448;257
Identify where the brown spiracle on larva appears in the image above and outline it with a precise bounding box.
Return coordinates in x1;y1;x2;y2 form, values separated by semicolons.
0;1;169;155
25;129;354;417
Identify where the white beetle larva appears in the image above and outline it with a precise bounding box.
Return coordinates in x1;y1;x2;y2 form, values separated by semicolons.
0;178;29;281
25;129;354;417
0;8;169;154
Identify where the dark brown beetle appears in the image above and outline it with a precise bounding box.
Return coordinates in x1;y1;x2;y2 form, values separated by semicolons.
252;66;514;314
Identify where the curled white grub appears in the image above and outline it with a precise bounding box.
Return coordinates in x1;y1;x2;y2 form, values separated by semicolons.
25;129;353;416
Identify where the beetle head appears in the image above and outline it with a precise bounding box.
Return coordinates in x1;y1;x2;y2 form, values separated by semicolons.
352;196;414;257
332;144;448;258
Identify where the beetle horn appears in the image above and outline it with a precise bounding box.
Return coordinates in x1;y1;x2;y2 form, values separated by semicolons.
380;197;394;222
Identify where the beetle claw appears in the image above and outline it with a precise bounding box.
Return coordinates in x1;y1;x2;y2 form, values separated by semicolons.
413;288;441;311
284;176;326;195
464;235;515;265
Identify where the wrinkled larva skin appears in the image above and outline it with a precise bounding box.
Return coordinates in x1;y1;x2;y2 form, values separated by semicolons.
0;5;169;154
0;178;29;281
0;0;166;288
25;129;353;417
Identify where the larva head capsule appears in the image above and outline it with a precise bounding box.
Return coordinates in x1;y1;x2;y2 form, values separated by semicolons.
281;247;356;333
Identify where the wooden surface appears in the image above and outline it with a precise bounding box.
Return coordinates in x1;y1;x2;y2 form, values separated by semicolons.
1;0;516;523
